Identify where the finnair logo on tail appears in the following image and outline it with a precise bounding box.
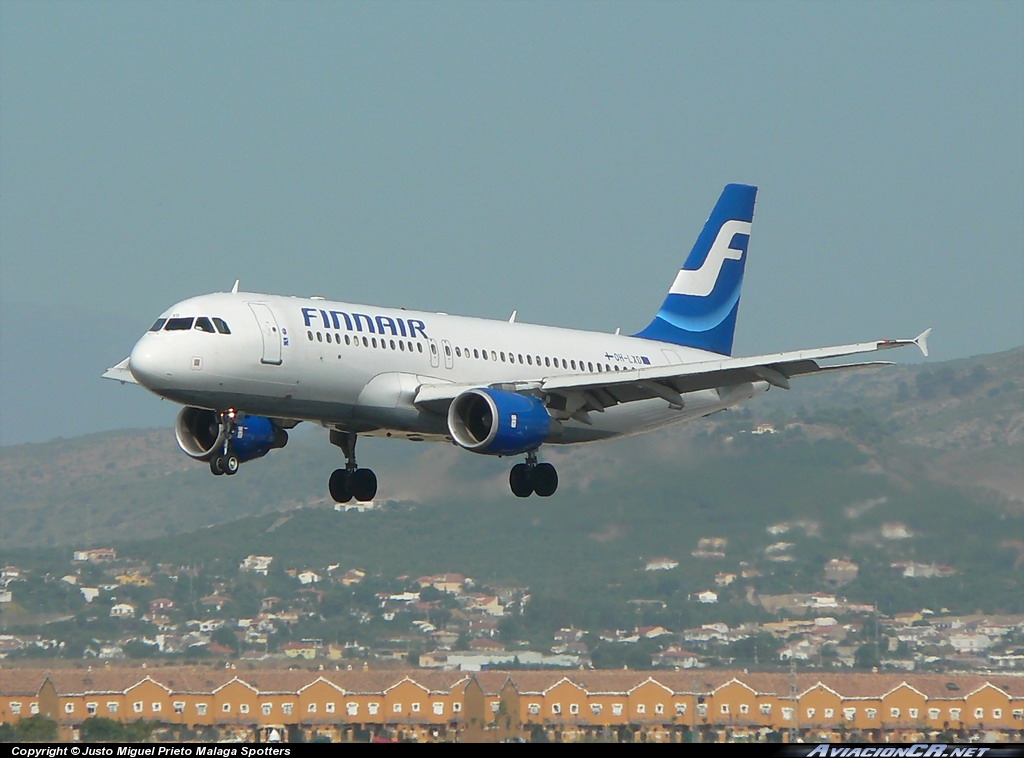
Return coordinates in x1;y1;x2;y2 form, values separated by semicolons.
668;220;751;297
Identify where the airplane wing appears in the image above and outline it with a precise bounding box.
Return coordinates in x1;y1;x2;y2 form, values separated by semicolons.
414;329;931;421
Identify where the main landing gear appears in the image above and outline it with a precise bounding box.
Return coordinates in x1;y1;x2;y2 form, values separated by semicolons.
209;410;240;477
329;430;378;503
509;450;558;498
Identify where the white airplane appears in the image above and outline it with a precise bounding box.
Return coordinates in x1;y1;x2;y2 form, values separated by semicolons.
104;184;930;501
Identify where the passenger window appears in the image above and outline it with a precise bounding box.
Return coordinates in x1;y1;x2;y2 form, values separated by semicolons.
194;317;215;333
213;318;231;334
149;318;167;332
164;317;194;331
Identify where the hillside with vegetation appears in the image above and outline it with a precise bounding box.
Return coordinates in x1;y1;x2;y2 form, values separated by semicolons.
3;347;1020;548
1;348;1021;638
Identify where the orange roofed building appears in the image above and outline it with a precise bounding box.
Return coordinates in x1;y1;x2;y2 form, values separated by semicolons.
1;666;1022;743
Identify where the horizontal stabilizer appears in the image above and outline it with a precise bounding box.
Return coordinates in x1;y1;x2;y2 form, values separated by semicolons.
102;357;137;384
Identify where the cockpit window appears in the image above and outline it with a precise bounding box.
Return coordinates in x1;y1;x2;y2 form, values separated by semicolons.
164;317;194;331
159;316;230;333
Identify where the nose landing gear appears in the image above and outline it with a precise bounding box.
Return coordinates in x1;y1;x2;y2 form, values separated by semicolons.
209;453;240;476
329;430;378;503
509;451;558;498
209;410;240;476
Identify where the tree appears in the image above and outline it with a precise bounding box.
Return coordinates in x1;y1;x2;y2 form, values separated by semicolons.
123;639;159;658
727;632;778;664
590;641;654;670
15;714;58;741
497;614;524;644
124;720;157;741
211;626;240;653
80;716;127;741
854;642;882;670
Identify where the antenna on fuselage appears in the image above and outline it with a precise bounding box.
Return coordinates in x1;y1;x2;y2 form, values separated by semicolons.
231;280;240;294
509;310;517;323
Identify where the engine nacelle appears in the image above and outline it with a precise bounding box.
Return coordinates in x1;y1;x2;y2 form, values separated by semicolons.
175;407;288;463
447;388;551;456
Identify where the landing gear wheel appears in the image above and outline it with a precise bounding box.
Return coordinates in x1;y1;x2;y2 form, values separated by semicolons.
531;462;558;497
350;468;378;502
224;454;240;475
329;431;379;502
210;457;226;476
510;463;533;498
329;469;353;503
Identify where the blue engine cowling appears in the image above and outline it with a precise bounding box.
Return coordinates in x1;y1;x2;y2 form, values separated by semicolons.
447;388;551;456
175;407;288;463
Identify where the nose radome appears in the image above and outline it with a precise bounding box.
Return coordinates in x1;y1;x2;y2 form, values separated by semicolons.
129;337;175;388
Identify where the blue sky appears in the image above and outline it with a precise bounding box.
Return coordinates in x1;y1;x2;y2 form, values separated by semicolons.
1;0;1022;446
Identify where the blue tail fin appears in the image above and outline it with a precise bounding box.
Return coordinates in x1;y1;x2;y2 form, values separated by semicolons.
632;183;757;355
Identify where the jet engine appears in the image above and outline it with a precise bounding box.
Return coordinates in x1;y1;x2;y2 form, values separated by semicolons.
175;407;288;463
447;388;552;456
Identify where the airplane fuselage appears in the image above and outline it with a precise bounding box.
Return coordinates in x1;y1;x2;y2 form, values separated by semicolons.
129;291;766;445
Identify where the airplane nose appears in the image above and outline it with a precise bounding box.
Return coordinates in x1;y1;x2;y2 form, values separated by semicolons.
129;337;175;389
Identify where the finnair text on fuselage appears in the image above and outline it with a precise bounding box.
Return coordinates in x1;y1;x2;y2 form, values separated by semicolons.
300;307;429;339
